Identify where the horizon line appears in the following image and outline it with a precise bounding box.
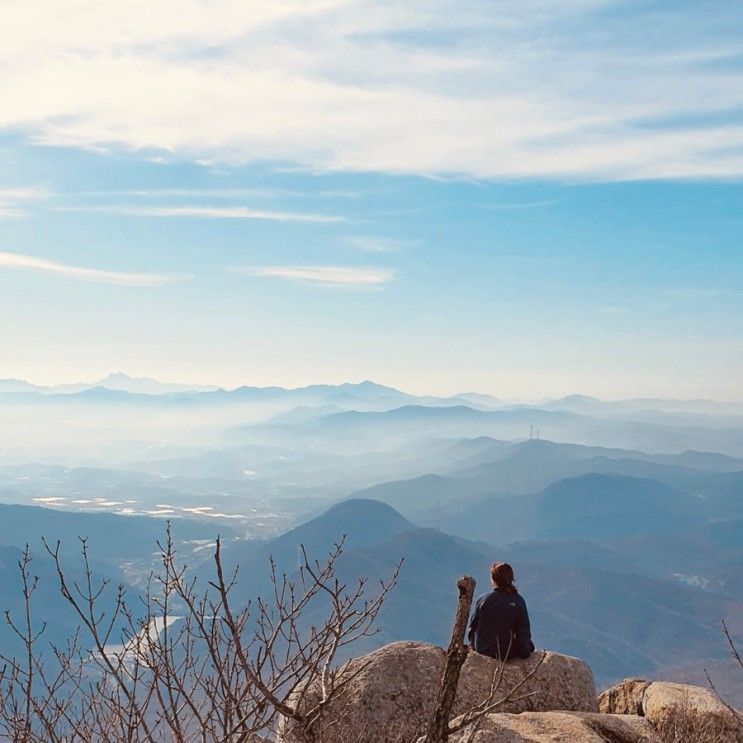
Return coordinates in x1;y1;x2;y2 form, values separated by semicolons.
2;372;741;406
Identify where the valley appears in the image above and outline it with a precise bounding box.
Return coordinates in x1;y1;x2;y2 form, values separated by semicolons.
0;376;741;700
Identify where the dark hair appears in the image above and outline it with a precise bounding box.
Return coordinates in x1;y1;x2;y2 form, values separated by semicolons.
491;562;518;595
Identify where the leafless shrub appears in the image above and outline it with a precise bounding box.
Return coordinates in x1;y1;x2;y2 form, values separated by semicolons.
705;620;743;732
653;702;731;743
0;535;547;743
0;528;400;742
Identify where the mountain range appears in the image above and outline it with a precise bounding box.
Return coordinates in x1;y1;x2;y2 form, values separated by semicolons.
0;483;740;696
0;372;220;395
1;375;741;701
3;373;742;415
212;497;743;688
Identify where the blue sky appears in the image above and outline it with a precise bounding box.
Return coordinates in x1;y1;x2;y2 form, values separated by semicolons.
0;0;742;399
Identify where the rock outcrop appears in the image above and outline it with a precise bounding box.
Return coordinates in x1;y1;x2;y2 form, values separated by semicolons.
598;677;650;716
600;678;742;742
280;641;596;743
421;711;661;742
456;646;597;716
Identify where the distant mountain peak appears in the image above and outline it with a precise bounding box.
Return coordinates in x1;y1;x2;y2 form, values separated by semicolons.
345;380;392;390
518;438;559;448
92;372;219;395
324;497;411;518
103;371;136;381
0;378;48;393
101;371;159;385
267;498;413;558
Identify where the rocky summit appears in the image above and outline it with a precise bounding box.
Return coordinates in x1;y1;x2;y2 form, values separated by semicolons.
279;641;742;743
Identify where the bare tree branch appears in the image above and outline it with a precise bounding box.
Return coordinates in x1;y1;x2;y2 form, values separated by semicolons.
0;529;400;742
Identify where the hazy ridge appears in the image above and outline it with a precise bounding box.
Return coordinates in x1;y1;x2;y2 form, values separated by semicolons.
0;375;741;700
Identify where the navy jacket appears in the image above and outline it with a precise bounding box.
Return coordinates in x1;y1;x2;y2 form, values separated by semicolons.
467;587;534;660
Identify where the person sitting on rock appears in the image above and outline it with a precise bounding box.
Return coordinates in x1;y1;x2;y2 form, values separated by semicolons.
467;561;534;660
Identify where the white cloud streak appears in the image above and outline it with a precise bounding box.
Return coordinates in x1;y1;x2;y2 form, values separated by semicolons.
0;1;742;179
0;186;49;218
0;251;187;286
0;187;47;200
241;265;394;286
68;188;361;199
55;205;343;222
348;235;417;252
478;199;563;211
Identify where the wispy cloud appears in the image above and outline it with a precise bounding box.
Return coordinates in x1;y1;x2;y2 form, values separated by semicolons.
0;187;48;200
1;2;742;179
68;188;362;200
240;265;394;286
348;235;417;252
0;251;187;286
0;187;49;218
55;205;343;223
478;199;563;211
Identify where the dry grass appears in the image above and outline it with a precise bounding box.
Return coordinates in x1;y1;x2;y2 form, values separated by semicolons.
653;708;733;743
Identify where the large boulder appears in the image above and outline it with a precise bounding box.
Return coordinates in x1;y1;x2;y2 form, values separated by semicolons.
600;679;742;742
455;646;597;716
280;641;596;743
420;711;660;742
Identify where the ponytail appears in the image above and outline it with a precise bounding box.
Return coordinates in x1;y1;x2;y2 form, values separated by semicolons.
491;562;518;595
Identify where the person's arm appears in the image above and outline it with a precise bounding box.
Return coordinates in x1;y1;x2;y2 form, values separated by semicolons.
513;596;534;658
467;598;480;646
